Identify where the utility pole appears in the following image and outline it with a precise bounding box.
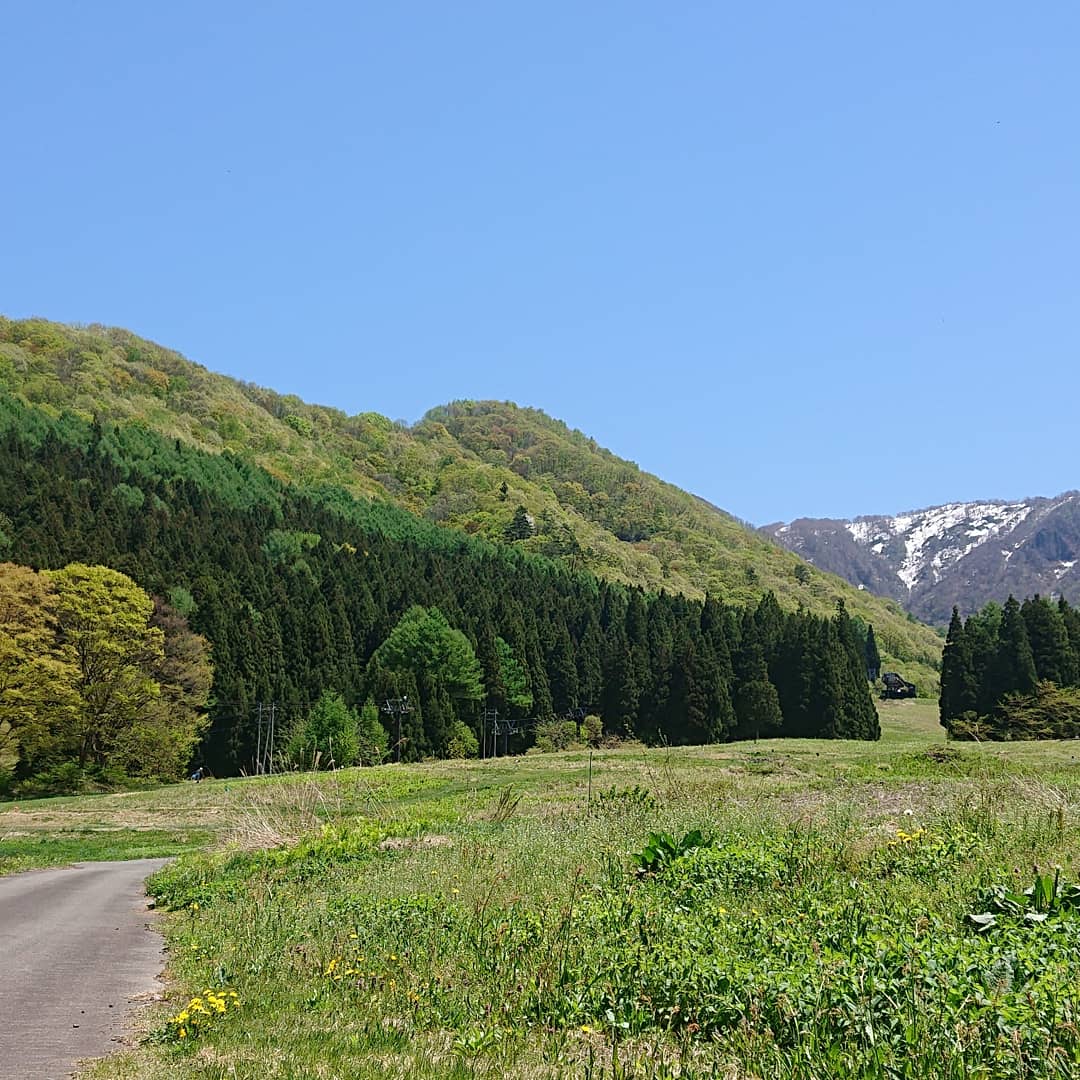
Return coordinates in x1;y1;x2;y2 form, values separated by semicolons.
381;696;412;763
492;713;522;758
482;706;499;760
254;703;278;775
267;703;276;775
255;703;264;775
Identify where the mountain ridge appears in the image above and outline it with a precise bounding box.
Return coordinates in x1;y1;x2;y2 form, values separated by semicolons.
764;494;1080;625
0;315;943;679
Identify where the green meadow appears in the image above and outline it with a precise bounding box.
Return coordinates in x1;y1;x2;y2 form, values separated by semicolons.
6;700;1080;1078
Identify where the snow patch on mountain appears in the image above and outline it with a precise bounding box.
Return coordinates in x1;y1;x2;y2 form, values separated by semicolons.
766;490;1080;624
846;501;1033;592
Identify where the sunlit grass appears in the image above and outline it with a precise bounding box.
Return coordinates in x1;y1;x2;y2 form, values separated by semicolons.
51;704;1080;1077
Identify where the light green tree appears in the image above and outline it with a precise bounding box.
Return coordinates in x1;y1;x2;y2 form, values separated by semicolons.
287;691;360;769
112;597;211;780
446;720;479;759
370;606;484;757
496;636;533;712
356;701;389;766
0;563;77;764
371;606;484;704
45;564;165;770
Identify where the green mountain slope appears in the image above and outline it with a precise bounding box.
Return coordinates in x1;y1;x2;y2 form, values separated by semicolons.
0;316;942;679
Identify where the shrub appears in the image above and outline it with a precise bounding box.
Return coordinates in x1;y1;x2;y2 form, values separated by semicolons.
533;719;579;753
947;682;1080;741
580;714;603;747
285;691;360;769
446;720;479;759
356;702;389;765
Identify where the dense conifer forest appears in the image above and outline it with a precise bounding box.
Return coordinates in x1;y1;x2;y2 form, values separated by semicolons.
940;594;1080;739
0;316;944;684
0;396;880;781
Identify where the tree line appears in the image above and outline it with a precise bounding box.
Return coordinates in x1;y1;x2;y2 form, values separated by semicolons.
940;594;1080;739
0;397;879;779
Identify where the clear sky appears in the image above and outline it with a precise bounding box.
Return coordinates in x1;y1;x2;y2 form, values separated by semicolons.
2;3;1077;525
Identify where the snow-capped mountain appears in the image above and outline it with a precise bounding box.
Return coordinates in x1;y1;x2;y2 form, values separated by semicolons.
762;493;1080;625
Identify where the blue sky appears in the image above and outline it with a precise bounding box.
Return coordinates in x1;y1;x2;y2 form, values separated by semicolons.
3;2;1077;524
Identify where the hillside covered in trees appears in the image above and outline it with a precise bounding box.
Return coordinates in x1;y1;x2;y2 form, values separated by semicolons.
940;595;1080;739
0;317;942;682
0;392;882;782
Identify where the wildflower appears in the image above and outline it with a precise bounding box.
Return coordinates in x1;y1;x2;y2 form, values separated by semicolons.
581;1024;594;1033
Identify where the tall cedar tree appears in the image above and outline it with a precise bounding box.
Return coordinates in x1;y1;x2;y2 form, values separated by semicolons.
865;623;881;681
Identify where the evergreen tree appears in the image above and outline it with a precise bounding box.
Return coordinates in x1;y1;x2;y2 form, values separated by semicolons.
504;505;533;541
989;596;1038;704
1021;596;1072;685
939;607;977;727
833;601;880;739
865;624;881;682
547;625;579;716
286;691;360;769
356;701;389;765
1059;599;1080;685
733;618;783;740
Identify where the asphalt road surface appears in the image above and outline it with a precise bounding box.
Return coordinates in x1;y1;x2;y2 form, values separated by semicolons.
0;859;170;1080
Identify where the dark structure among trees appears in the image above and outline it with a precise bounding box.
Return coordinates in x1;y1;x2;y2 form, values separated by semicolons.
880;672;917;699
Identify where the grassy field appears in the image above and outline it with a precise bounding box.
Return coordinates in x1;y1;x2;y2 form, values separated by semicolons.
6;700;1080;1078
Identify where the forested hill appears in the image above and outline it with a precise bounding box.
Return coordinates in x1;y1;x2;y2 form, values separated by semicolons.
0;316;941;672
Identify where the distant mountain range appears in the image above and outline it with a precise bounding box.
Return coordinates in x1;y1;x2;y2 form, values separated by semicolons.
763;494;1080;625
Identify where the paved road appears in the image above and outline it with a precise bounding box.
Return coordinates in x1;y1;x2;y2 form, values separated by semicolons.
0;859;170;1080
